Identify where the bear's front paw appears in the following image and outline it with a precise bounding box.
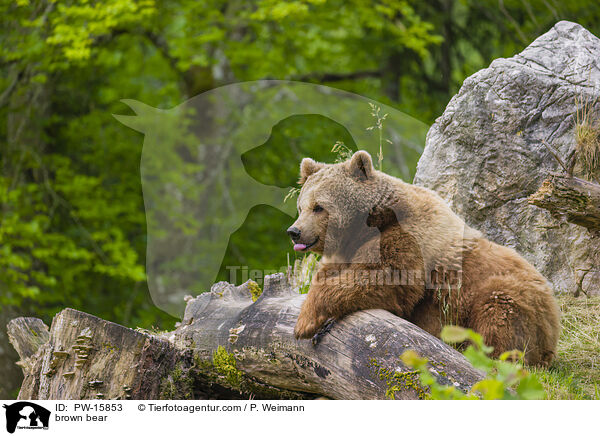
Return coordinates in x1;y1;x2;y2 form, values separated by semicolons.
294;314;323;340
311;318;336;345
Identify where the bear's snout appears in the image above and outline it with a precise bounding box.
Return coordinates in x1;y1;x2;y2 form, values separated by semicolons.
287;226;301;241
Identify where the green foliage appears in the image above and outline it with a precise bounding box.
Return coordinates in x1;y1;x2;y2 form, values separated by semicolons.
242;114;358;189
400;326;545;400
0;147;162;326
295;253;320;294
212;346;242;388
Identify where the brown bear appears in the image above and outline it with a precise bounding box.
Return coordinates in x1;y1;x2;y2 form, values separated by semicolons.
287;150;560;366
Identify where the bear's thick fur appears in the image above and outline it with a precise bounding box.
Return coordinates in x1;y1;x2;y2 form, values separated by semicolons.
288;150;560;366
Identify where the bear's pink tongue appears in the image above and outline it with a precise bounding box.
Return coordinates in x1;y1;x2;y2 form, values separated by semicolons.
293;243;307;251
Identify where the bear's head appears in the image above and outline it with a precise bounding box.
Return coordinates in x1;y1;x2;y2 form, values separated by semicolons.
287;150;401;259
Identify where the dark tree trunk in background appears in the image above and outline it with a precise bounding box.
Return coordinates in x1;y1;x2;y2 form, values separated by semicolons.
0;308;24;399
440;0;454;95
383;50;404;103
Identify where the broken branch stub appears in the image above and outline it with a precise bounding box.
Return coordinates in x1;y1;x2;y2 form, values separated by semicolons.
529;173;600;232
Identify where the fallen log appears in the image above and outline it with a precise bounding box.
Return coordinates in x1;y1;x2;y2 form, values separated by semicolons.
8;309;192;400
529;173;600;232
9;273;483;400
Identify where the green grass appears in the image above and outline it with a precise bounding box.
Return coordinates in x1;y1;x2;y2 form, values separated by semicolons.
292;253;320;294
530;294;600;399
574;95;600;182
575;119;600;180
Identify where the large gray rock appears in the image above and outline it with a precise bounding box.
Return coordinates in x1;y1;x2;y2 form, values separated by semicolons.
414;21;600;295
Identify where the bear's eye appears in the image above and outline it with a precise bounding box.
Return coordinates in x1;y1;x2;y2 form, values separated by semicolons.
313;205;324;213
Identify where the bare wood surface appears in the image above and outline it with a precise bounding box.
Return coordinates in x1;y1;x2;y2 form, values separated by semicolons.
10;273;483;400
7;317;49;362
529;173;600;231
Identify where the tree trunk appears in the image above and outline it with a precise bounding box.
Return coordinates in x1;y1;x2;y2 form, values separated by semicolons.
8;274;483;400
528;173;600;232
0;308;29;398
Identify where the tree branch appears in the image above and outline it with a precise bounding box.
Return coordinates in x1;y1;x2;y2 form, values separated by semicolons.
289;70;383;83
0;69;25;108
529;173;600;232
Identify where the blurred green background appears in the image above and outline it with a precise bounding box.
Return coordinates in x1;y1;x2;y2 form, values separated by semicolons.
2;0;600;398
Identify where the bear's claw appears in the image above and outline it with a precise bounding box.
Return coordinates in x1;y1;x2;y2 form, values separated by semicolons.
311;318;336;345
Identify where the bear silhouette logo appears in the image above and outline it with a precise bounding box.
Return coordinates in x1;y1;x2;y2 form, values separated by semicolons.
3;402;50;433
113;80;429;317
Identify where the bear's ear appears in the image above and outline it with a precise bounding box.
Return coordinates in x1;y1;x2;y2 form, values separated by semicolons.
348;150;374;181
299;158;324;184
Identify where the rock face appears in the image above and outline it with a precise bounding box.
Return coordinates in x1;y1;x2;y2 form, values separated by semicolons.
414;21;599;295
